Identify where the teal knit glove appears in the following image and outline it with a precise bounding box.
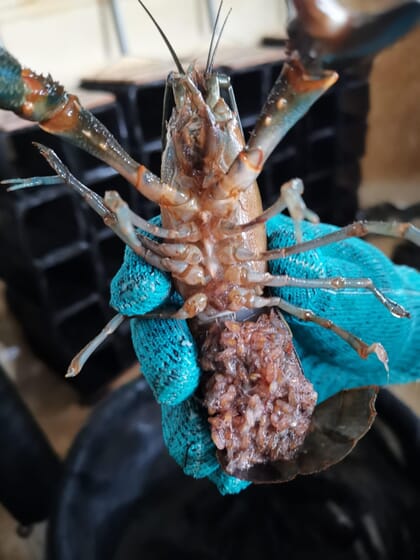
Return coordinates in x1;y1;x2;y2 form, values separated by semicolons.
267;214;420;403
110;241;249;494
110;214;420;494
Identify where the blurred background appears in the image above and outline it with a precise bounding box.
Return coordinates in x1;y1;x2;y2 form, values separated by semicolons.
0;1;419;559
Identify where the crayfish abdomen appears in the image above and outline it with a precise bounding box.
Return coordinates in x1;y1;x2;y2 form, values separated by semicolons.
200;311;317;476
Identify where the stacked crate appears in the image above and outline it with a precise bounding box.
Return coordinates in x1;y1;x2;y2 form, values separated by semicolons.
0;48;371;395
0;91;137;395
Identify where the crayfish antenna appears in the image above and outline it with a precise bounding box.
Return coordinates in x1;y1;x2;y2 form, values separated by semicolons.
207;5;232;74
205;0;224;73
137;0;185;74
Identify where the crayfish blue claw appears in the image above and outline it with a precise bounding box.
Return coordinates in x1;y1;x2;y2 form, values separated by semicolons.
0;47;25;112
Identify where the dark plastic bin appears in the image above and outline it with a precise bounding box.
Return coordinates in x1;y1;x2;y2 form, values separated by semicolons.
46;378;420;560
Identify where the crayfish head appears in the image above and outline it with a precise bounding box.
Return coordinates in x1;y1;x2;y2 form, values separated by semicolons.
164;67;243;182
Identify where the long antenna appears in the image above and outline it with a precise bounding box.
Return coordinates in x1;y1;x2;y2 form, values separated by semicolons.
205;0;224;73
137;0;185;74
208;7;232;74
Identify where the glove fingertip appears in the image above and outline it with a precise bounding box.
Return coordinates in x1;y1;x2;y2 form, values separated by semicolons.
208;468;251;495
161;400;219;479
110;246;172;316
131;318;200;405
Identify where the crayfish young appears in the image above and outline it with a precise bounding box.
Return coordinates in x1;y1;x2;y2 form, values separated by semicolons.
1;1;419;483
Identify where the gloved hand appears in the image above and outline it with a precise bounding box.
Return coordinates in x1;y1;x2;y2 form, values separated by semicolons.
266;215;420;402
110;214;420;494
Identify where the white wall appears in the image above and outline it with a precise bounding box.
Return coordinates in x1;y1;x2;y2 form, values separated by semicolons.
0;0;287;87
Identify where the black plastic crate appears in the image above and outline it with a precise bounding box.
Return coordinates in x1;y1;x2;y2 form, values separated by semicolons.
338;80;370;118
307;90;339;131
94;230;126;286
268;148;302;194
6;286;135;396
0;184;89;306
41;247;99;311
230;67;267;119
0;94;139;396
337;119;368;160
9;128;65;177
134;82;166;144
143;148;162;178
22;189;87;259
306;128;337;173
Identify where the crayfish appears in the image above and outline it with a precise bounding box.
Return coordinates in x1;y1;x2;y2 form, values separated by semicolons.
0;0;419;483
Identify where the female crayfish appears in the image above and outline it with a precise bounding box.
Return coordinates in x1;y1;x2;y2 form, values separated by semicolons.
0;1;419;483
